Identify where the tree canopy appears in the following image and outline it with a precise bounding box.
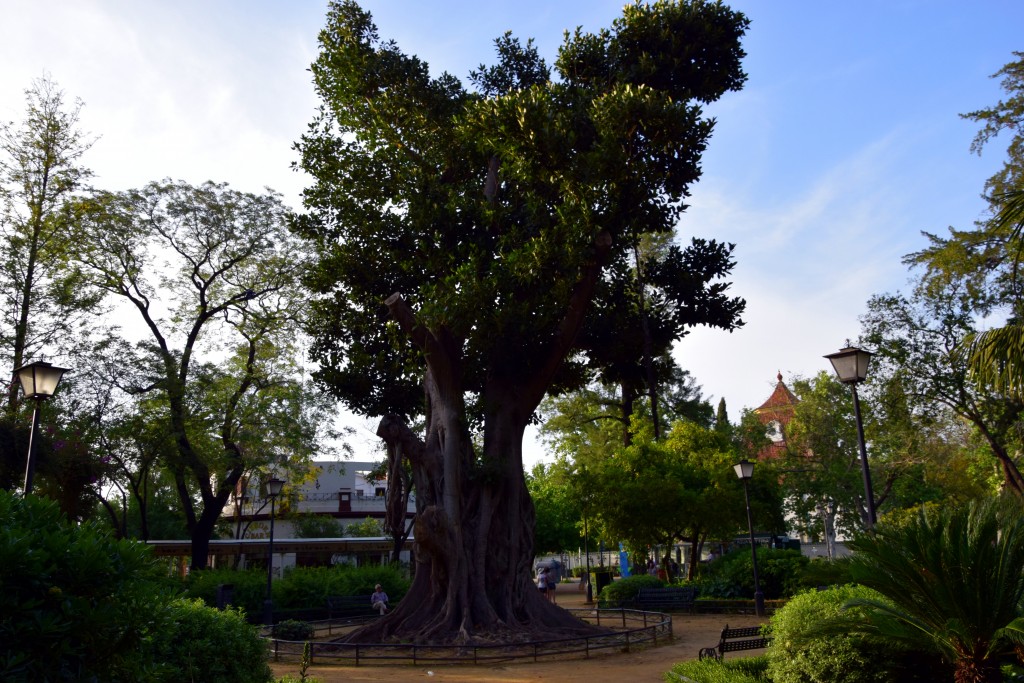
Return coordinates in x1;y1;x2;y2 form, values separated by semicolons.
73;180;333;568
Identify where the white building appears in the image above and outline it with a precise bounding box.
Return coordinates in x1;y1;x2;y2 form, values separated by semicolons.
221;460;416;575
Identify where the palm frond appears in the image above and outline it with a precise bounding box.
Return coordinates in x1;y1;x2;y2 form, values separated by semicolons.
956;326;1024;397
846;501;1024;669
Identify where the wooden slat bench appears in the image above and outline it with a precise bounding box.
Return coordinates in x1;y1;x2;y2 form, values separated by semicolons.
632;586;698;612
698;624;771;661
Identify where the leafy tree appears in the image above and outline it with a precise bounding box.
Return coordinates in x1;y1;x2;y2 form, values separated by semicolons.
540;365;714;453
861;283;1024;495
846;500;1024;683
345;516;383;537
907;54;1024;439
294;0;749;644
588;419;781;580
0;75;102;414
72;180;333;568
576;235;744;441
782;372;886;545
291;513;343;539
962;53;1024;217
526;462;582;555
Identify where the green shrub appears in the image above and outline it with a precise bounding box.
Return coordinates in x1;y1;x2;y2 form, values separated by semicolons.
668;655;769;682
795;556;853;590
147;598;271;683
275;563;410;609
596;573;663;606
184;566;268;616
273;619;315;641
695;547;808;599
0;490;172;682
766;585;914;683
182;563;411;617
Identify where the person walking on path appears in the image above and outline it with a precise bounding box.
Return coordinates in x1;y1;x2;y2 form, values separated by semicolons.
537;568;551;602
371;584;389;615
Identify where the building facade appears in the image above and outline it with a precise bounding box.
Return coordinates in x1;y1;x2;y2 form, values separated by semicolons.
222;460;416;576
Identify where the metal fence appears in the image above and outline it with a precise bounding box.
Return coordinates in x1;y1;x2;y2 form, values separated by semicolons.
267;608;673;666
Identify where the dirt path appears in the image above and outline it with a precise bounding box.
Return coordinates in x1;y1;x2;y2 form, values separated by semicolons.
271;583;768;683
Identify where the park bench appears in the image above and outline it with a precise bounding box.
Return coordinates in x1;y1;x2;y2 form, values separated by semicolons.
698;624;771;661
632;586;698;612
325;595;373;619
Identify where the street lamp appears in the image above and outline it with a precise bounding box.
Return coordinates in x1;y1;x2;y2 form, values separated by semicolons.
824;342;876;529
733;459;765;617
14;360;69;495
263;475;285;626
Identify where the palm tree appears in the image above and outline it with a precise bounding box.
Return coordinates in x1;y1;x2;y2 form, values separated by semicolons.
956;189;1024;397
845;500;1024;683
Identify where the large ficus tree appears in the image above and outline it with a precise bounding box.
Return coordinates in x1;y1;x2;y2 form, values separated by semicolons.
294;0;748;643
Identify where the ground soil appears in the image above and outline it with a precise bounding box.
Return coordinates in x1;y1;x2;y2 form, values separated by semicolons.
270;580;769;683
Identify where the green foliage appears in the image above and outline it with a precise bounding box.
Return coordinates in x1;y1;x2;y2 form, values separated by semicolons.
147;598;271;683
766;585;910;683
345;516;384;537
695;547;808;599
668;655;769;683
183;564;411;616
296;0;750;422
596;573;662;606
795;557;853;590
588;420;780;570
272;619;315;641
73;178;332;569
527;462;583;554
845;500;1024;680
184;567;269;617
0;490;171;682
0;75;102;411
291;513;343;539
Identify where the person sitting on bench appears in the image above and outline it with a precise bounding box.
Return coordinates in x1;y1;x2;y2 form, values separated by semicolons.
371;584;389;615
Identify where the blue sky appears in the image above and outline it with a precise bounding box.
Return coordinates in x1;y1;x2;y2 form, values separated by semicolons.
2;1;1022;465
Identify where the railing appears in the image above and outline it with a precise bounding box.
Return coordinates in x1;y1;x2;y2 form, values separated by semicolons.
266;608;673;666
229;492;416;515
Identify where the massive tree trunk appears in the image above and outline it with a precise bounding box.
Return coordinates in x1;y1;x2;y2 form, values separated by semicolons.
347;245;612;644
353;400;602;644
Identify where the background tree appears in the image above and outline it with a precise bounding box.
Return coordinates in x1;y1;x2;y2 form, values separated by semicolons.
587;418;781;580
576;235;744;442
0;75;102;414
861;281;1024;495
294;0;749;643
540;365;714;452
782;372;887;549
345;516;384;537
526;462;582;556
73;180;333;568
907;53;1024;427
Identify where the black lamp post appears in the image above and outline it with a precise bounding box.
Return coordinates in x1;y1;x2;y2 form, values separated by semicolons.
734;459;765;617
263;475;285;626
824;342;876;529
14;360;69;495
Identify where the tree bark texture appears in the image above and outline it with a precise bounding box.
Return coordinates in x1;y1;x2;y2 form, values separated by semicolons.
349;406;604;645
